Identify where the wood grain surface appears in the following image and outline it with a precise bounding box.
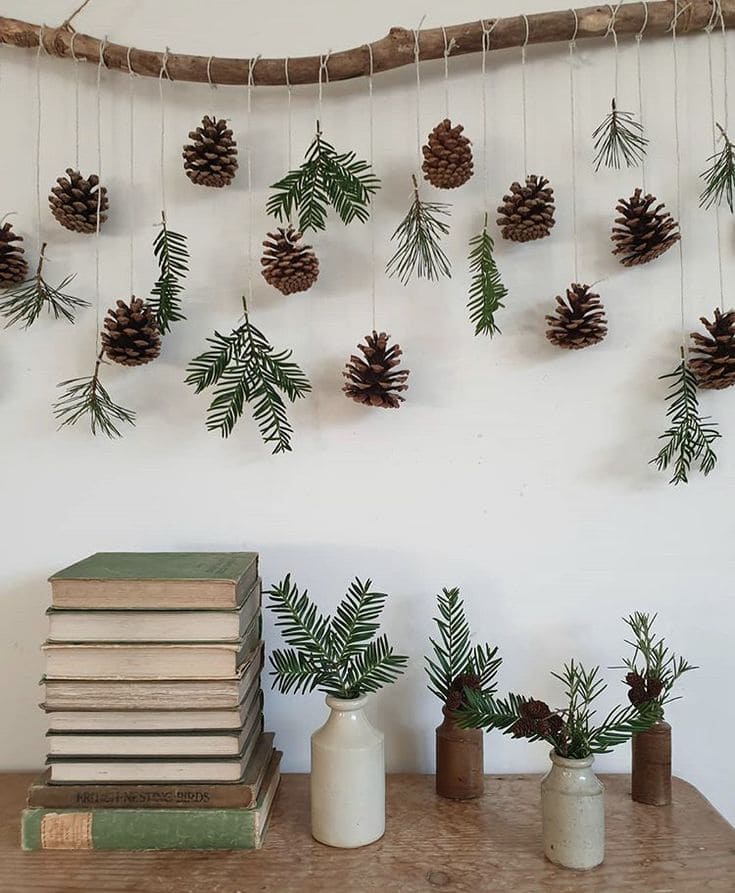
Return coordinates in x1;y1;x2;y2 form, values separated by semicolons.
1;772;734;892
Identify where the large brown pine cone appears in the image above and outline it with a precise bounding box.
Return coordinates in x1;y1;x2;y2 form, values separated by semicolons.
49;169;108;234
183;116;238;187
101;297;161;367
546;283;608;350
343;331;409;409
261;227;319;295
611;189;680;267
497;175;555;242
0;221;27;287
422;119;474;189
688;308;735;390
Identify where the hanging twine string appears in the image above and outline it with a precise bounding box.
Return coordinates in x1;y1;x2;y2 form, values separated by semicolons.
670;0;686;349
706;1;725;311
480;19;499;215
35;27;44;256
441;26;456;120
366;43;376;330
521;14;530;175
635;1;649;192
414;16;426;170
716;0;729;132
317;51;330;123
127;46;136;297
158;47;171;217
569;9;580;282
285;57;292;170
206;55;217;90
70;31;81;170
94;38;106;350
606;1;623;101
245;55;258;311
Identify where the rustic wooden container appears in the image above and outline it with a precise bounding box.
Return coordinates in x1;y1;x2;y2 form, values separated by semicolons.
435;707;484;800
631;720;672;806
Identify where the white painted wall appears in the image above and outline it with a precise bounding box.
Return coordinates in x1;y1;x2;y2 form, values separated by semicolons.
1;0;733;825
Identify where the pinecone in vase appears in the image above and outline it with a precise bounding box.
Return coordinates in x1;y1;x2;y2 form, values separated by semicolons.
510;717;538;738
0;220;28;287
260;226;319;295
546;283;608;350
182;116;238;188
497;174;555;243
450;672;481;695
421;119;474;189
646;676;663;699
101;297;161;367
343;330;409;409
611;188;680;267
519;699;552;720
49;169;108;234
688;309;735;390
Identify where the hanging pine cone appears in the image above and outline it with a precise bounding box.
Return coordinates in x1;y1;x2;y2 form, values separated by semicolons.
343;331;409;409
260;226;319;295
182;116;238;188
0;220;28;287
101;297;161;367
49;169;108;234
611;188;680;267
689;309;735;390
496;174;555;242
546;283;608;350
421;119;474;189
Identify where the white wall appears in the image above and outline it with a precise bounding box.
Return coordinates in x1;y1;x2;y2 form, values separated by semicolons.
1;0;733;824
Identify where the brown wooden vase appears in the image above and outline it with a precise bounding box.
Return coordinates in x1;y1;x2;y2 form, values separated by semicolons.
435;707;484;800
631;719;672;806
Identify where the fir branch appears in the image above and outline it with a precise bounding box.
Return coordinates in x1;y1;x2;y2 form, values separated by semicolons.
699;123;735;212
0;243;89;328
592;99;648;171
386;175;451;284
347;634;409;695
53;352;136;438
149;212;189;335
650;358;720;485
467;218;507;336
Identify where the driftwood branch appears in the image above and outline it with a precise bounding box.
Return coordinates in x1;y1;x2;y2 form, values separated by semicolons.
0;0;732;87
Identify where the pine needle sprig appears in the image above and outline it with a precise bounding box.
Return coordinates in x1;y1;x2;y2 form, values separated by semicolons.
386;175;451;284
650;358;720;485
699;123;735;212
150;212;189;335
592;99;648;171
266;124;380;232
467;217;507;336
0;243;89;328
53;352;136;438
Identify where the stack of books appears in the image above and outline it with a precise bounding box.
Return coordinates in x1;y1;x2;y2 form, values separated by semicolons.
22;552;282;851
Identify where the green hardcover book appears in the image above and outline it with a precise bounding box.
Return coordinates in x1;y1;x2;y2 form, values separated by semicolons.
22;751;282;851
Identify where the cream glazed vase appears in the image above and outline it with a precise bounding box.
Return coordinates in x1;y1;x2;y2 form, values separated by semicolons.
541;751;605;870
310;694;385;848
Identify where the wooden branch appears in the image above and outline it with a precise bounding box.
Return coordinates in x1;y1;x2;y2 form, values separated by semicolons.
0;0;732;87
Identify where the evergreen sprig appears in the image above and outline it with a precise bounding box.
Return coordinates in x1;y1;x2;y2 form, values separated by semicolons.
150;212;189;335
699;123;735;212
467;218;507;337
267;575;408;699
53;353;136;438
386;176;451;284
266;124;380;233
185;306;311;453
592;99;648;171
650;358;720;485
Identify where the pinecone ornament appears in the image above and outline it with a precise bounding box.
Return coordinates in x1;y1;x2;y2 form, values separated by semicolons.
260;227;319;295
182;116;238;187
546;283;608;350
101;297;161;367
421;119;474;189
0;221;27;287
497;174;555;242
49;169;108;234
689;309;735;390
343;331;409;409
611;189;680;266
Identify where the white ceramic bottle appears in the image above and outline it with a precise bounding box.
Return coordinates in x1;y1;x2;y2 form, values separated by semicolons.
541;751;605;870
310;694;385;848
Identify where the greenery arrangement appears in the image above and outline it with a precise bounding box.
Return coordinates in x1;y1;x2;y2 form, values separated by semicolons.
699;123;735;212
386;175;451;284
650;357;720;485
591;99;648;171
267;124;380;233
267;574;408;699
425;587;502;710
53;351;135;438
456;658;659;759
185;302;311;453
149;212;189;335
467;217;507;337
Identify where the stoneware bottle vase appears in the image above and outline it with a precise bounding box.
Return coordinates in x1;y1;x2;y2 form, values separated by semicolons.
541;751;605;870
435;706;484;799
310;694;385;848
631;719;672;806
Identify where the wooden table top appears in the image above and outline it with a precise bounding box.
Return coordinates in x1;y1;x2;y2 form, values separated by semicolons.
1;772;734;892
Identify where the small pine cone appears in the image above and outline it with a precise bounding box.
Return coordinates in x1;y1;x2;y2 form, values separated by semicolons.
343;331;410;409
445;689;464;711
49;169;108;234
421;119;474;189
625;671;644;688
510;717;538;739
628;684;648;707
496;175;555;243
519;699;552;720
0;221;28;287
101;297;161;367
689;309;735;390
547;714;565;736
261;227;319;295
546;283;608;350
611;189;680;267
183;116;238;187
646;677;663;700
450;672;481;694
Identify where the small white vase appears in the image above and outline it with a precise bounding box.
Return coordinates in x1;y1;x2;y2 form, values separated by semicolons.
541;750;605;870
310;694;385;848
